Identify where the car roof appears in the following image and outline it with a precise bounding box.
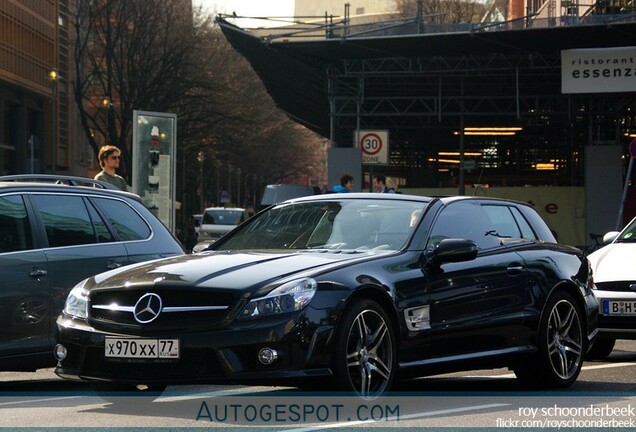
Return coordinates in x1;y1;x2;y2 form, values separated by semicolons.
0;175;141;202
277;192;531;207
203;207;246;211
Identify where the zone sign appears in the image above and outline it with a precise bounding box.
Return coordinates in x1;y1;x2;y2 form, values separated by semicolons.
356;130;389;165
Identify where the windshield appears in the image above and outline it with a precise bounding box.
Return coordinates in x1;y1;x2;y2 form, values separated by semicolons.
213;199;428;251
617;217;636;242
202;209;244;225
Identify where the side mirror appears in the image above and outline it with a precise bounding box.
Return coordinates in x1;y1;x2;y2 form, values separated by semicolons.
603;231;620;244
426;238;478;267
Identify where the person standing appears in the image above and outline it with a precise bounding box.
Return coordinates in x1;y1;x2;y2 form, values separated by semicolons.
184;215;198;253
333;173;354;193
372;173;395;193
94;145;128;191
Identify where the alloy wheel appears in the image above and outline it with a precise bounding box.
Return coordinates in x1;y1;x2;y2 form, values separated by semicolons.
547;299;583;380
345;308;394;398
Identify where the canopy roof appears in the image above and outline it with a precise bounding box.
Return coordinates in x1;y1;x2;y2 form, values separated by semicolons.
218;16;636;137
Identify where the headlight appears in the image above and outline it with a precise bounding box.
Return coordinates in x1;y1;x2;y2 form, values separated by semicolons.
239;278;317;319
63;282;89;319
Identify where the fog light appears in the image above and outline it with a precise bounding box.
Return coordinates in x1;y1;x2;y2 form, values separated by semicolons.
258;348;278;365
54;344;67;361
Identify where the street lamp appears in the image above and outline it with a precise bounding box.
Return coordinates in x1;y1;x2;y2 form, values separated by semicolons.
48;69;58;174
236;168;242;206
102;96;112;144
197;151;205;212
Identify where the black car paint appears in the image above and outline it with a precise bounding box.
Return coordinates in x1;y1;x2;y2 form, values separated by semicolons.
54;194;598;390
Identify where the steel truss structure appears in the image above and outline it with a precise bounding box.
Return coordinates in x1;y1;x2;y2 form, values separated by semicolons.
217;12;636;188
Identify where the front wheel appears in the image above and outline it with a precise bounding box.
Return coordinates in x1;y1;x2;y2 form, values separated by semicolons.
333;299;396;399
514;291;585;388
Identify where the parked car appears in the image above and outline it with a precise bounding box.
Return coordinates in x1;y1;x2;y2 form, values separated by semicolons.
586;216;636;358
259;184;320;211
197;207;249;241
55;194;597;398
0;175;185;372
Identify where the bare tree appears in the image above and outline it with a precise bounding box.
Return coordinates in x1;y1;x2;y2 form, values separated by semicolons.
395;0;488;24
73;0;211;180
187;26;326;200
73;0;326;207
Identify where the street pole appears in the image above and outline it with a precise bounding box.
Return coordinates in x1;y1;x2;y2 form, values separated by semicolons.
237;168;241;206
617;140;636;230
197;151;205;212
102;97;112;144
48;70;58;174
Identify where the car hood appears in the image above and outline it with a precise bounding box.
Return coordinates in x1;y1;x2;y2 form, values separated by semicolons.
87;249;388;292
588;243;636;282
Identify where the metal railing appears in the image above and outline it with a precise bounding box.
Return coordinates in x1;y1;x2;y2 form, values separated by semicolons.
218;12;636;42
0;174;119;190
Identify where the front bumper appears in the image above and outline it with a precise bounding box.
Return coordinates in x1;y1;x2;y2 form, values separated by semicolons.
592;289;636;340
54;309;335;386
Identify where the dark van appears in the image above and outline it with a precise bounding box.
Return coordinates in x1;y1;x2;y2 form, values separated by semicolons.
259;184;320;210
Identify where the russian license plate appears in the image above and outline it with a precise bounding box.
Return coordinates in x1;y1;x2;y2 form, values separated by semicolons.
105;337;179;359
602;300;636;316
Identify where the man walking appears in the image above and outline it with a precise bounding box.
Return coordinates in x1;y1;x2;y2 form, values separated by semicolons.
94;145;128;191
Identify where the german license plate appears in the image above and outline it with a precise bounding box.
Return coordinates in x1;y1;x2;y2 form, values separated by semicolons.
105;337;179;359
602;300;636;316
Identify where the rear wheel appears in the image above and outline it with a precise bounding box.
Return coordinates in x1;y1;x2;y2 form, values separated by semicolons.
333;299;396;399
514;291;584;388
586;338;615;360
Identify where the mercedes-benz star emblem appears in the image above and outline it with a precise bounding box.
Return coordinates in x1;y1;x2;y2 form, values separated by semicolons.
133;293;163;324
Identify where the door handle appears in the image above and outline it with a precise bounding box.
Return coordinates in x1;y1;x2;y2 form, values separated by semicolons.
107;261;123;270
29;268;48;278
506;265;525;276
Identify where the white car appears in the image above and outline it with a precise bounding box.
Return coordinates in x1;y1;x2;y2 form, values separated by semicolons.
587;217;636;358
197;207;249;242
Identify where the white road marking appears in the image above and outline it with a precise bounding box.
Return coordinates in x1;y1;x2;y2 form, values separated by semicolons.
0;395;82;407
285;403;509;432
467;361;636;379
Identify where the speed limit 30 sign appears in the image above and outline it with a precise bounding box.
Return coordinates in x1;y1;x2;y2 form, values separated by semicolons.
356;130;389;165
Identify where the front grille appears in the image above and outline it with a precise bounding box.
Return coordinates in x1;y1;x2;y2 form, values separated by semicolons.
88;287;239;333
595;281;636;293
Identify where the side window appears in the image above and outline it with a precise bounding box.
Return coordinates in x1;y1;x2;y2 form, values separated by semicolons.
86;200;115;243
482;205;522;238
93;198;151;241
482;204;538;241
0;195;33;252
31;195;97;248
428;201;500;250
510;207;537;240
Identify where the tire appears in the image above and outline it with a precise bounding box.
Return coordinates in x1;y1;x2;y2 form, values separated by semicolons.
91;382;166;403
586;338;615;360
333;299;396;399
514;291;585;388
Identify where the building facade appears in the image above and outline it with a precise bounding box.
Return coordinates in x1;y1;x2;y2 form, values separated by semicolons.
0;0;89;176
